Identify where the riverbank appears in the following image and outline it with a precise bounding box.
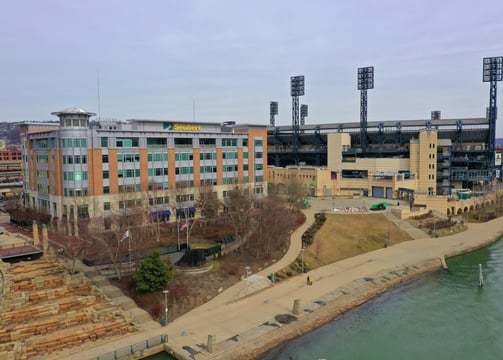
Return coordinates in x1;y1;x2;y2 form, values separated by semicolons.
61;207;503;360
164;217;503;360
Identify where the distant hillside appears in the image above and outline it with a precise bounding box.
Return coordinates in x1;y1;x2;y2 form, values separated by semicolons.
0;122;20;145
497;138;503;146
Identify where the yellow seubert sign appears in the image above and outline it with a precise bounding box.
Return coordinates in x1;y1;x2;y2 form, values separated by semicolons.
173;123;201;131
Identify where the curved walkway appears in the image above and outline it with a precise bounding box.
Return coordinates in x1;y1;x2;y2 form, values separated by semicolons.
62;199;503;360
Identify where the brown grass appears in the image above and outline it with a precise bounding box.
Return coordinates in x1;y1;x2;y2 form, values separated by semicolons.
303;213;413;269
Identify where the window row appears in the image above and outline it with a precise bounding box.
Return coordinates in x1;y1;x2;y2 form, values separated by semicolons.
176;152;193;161
63;188;88;197
118;169;141;178
37;155;48;163
63;155;87;164
118;153;140;162
175;167;193;175
62;138;87;148
223;165;238;172
37;170;49;179
200;152;217;160
148;168;169;176
223;152;238;159
201;166;217;173
222;139;237;147
149;153;168;162
63;171;88;181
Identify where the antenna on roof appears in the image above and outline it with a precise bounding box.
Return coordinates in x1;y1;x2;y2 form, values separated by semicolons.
193;98;195;122
97;65;101;121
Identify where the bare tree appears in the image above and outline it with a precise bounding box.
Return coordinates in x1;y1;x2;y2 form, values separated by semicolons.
286;176;307;210
195;185;220;225
85;190;150;280
224;185;253;255
59;234;90;276
249;193;296;258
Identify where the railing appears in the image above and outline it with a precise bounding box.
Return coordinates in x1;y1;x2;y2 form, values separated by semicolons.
0;240;34;250
91;334;168;360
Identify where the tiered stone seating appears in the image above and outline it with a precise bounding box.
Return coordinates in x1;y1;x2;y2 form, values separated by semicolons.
25;319;131;358
0;257;136;359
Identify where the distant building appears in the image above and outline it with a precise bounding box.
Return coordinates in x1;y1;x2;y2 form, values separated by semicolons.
20;108;267;233
0;146;22;185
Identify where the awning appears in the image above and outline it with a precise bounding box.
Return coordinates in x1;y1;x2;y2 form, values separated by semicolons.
151;209;171;217
176;207;196;215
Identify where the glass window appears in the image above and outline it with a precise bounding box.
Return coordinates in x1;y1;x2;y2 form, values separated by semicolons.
101;137;108;147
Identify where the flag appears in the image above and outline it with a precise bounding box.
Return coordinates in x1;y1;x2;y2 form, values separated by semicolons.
120;230;130;243
180;222;188;231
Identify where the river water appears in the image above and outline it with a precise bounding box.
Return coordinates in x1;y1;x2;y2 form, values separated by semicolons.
261;238;503;360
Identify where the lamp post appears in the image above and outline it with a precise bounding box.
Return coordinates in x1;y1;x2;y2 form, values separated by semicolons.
245;266;251;287
163;290;169;325
301;247;305;273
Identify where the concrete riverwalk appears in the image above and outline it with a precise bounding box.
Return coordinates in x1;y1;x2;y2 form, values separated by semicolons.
62;199;503;360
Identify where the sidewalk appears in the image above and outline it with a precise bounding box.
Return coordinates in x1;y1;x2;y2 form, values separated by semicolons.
61;200;503;360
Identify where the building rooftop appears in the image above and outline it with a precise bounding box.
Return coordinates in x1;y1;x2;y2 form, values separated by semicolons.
51;107;96;117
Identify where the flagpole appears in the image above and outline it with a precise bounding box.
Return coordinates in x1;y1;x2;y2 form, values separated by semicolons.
186;220;189;250
177;218;180;251
128;231;132;272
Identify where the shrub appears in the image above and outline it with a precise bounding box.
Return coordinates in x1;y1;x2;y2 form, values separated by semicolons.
150;303;162;318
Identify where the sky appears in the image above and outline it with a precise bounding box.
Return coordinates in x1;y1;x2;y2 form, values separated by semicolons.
1;0;503;134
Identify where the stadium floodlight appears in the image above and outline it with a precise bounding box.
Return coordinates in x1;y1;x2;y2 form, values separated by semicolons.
291;76;305;96
300;104;308;118
270;101;278;115
270;101;278;126
290;75;305;159
431;111;441;120
483;57;503;82
358;66;374;90
482;56;503;182
300;104;308;127
358;66;374;154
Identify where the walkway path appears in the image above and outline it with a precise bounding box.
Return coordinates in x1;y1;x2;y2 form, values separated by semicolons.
384;208;432;240
61;198;503;360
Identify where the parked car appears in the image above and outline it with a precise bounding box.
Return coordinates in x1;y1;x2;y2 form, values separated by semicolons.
370;201;391;211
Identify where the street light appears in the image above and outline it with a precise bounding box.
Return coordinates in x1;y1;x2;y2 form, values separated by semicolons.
163;290;169;325
301;247;305;273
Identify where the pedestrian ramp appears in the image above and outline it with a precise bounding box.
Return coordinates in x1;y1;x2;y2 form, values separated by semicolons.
231;275;273;301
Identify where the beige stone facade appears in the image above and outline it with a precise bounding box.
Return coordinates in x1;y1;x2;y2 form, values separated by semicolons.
268;128;497;216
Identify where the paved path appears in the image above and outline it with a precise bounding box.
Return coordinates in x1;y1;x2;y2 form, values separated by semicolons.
61;198;503;360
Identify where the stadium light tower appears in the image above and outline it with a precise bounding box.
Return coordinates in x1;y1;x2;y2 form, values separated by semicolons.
300;104;308;126
270;101;278;126
358;66;374;155
483;56;503;182
291;75;305;158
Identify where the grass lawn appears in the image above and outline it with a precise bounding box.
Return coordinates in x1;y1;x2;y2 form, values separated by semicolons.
303;213;413;269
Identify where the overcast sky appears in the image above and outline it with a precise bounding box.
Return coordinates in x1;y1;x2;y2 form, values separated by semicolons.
1;0;503;133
